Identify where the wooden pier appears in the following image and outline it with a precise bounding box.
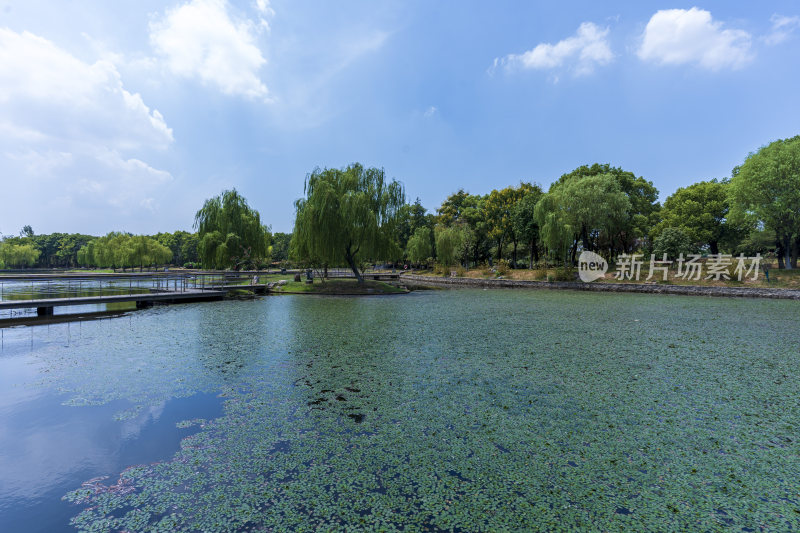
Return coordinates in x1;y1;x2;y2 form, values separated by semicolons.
0;288;227;316
0;271;267;318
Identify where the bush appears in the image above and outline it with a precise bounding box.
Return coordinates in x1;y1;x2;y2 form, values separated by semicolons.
455;265;466;277
532;269;548;281
496;259;510;276
480;262;492;276
433;262;448;275
548;267;575;281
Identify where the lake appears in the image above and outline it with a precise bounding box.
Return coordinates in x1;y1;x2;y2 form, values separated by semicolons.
0;289;798;531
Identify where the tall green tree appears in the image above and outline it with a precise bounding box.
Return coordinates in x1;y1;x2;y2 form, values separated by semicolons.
512;184;544;268
652;179;742;254
434;225;465;266
437;191;490;266
485;183;535;266
270;232;292;262
729;136;800;269
406;226;433;265
77;233;172;270
0;242;40;268
556;164;659;253
652;227;694;258
534;190;575;266
394;198;430;255
194;189;271;270
292;164;405;283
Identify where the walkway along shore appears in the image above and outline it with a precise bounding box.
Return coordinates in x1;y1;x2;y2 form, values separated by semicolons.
400;273;800;300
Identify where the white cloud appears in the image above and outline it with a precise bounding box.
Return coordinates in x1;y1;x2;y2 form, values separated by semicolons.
0;29;173;148
423;106;437;118
764;14;800;45
0;29;176;232
638;8;752;70
150;0;269;99
494;22;613;76
254;0;275;30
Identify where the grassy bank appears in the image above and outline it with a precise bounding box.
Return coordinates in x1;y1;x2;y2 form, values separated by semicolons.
256;274;407;295
413;266;800;289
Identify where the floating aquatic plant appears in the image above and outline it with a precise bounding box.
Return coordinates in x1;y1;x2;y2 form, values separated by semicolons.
47;291;800;530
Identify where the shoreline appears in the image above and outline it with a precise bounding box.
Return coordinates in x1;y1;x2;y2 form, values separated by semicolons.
400;273;800;300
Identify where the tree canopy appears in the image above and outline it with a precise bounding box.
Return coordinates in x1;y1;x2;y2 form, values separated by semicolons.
652;180;739;254
729;136;800;269
194;189;271;270
291;163;405;282
406;226;433;265
77;233;172;270
0;242;40;268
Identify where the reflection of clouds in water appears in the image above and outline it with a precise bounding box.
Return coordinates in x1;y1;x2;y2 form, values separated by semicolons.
0;398;162;500
120;401;165;441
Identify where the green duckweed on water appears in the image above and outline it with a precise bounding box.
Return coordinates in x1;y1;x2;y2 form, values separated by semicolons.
27;290;799;531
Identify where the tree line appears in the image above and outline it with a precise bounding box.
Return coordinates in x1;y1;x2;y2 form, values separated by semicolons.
2;135;798;274
288;136;800;278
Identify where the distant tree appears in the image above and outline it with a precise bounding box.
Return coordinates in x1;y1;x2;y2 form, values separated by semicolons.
652;179;744;254
0;242;40;268
484;183;534;266
292;164;405;283
533;192;574;266
270;232;292;263
652;227;694;258
556;164;659;253
20;225;34;238
512;184;544;268
434;225;465;266
437;191;490;267
77;233;172;270
194;189;271;270
394;198;430;255
406;227;433;265
735;226;775;257
180;233;199;265
536;173;630;264
729;136;800;269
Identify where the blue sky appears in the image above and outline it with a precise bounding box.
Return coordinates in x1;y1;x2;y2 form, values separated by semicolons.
1;1;799;235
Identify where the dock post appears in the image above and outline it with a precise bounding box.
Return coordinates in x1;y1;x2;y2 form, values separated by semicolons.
37;306;54;316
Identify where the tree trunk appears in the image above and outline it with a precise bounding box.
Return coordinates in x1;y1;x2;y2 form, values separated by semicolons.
344;247;364;283
497;238;503;261
783;234;793;270
529;240;535;269
581;224;591;252
512;240;517;268
570;239;578;266
709;241;719;255
792;236;799;269
324;263;328;279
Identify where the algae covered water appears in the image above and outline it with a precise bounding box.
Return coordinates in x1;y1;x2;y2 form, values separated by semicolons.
0;290;798;531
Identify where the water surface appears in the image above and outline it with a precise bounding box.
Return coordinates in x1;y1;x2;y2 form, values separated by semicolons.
1;290;798;531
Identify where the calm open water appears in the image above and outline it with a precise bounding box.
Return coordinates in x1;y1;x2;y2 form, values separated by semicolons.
0;290;798;531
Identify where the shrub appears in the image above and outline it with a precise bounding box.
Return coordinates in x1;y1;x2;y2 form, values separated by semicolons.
455;265;466;277
433;262;448;275
496;259;510;276
548;267;575;281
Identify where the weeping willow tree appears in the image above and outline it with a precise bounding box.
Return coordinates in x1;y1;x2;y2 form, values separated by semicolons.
194;189;271;270
291;164;405;283
76;233;172;270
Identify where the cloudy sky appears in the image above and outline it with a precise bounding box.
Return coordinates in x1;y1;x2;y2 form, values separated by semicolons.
1;1;799;235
